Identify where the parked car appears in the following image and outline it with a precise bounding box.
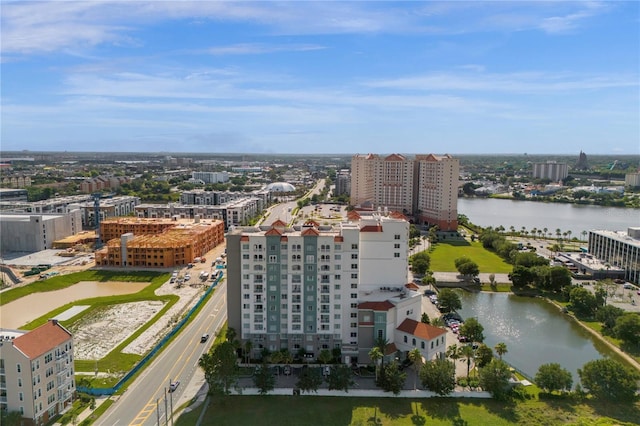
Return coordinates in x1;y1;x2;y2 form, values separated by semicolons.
169;381;180;392
424;290;436;296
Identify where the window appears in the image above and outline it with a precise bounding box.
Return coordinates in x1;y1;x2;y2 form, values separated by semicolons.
351;283;357;289
421;341;425;349
394;243;400;249
351;273;358;279
394;253;400;258
334;274;341;280
431;341;434;349
351;264;358;269
17;364;21;373
412;338;416;346
350;313;357;318
351;244;358;249
350;293;357;299
404;335;408;343
351;253;358;259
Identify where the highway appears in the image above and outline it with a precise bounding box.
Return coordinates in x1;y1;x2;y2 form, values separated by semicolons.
97;280;227;426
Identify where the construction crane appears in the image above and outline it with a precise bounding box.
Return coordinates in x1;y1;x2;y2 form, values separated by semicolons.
93;193;103;249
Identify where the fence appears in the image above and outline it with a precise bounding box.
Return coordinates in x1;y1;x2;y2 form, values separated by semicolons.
77;272;224;396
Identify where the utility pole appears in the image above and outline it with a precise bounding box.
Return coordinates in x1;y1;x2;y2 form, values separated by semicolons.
156;398;160;426
164;390;168;425
170;386;174;426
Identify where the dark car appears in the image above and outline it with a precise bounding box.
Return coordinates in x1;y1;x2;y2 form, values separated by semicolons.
200;334;209;343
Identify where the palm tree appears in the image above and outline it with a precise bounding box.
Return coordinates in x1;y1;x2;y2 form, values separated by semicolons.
368;347;383;381
446;344;460;363
582;230;588;241
531;228;537;239
510;226;516;235
374;337;389;367
458;344;475;380
244;340;253;364
521;226;526;236
555;228;562;241
494;342;508;361
567;230;572;241
543;227;548;239
408;348;423;391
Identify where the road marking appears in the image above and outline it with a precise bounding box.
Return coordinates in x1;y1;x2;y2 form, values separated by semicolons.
130;294;227;425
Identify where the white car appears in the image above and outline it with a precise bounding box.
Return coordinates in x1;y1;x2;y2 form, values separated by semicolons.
169;381;180;392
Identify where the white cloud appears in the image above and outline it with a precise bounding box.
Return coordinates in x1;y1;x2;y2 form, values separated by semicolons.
207;43;326;55
1;1;615;56
364;71;638;93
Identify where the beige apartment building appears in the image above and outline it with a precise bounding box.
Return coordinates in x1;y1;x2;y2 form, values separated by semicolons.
350;153;459;231
0;320;75;426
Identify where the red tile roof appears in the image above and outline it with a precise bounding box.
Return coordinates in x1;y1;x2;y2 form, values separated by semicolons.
384;342;398;356
13;320;72;359
271;219;288;228
405;282;420;290
265;228;282;236
301;227;320;236
358;300;395;311
360;225;383;232
396;318;446;341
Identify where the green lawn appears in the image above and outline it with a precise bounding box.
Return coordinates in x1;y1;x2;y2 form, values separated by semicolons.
176;395;640;426
429;241;512;274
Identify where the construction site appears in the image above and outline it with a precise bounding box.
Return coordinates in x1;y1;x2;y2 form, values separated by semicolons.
95;217;225;268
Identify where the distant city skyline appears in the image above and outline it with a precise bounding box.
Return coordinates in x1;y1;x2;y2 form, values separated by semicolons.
1;1;638;155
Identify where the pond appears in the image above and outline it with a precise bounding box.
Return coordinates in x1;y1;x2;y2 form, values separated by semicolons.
457;291;617;382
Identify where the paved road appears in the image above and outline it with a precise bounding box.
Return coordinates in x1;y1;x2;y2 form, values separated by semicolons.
96;280;228;426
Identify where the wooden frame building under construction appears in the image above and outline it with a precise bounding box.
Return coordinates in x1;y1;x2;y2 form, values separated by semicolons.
95;217;224;268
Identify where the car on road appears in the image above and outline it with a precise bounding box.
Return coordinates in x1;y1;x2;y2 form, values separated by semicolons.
169;381;180;392
200;334;209;343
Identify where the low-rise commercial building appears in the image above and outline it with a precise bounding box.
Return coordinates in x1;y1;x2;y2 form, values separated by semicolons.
588;227;640;284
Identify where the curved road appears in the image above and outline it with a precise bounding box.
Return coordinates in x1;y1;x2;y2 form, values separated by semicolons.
97;280;227;426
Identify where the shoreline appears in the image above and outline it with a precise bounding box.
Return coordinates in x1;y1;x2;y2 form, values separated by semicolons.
543;296;640;372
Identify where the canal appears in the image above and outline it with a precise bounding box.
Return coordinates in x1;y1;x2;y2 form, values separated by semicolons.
457;291;619;383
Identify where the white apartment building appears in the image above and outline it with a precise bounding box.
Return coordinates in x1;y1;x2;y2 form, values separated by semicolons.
350;153;459;231
226;211;433;364
0;211;82;252
532;161;569;182
625;172;640;188
191;171;229;184
0;320;75;426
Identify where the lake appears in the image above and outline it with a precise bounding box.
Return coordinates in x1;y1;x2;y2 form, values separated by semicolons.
458;198;638;238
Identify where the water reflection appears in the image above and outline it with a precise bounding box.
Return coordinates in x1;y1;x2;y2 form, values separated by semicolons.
1;281;149;329
457;291;608;381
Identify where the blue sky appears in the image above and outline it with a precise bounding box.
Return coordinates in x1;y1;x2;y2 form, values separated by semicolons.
1;1;638;155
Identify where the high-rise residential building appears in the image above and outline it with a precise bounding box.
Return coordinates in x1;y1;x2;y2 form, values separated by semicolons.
350;153;459;231
350;154;377;208
226;211;446;364
532;161;569;182
625;172;640;188
0;320;75;426
334;169;351;197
